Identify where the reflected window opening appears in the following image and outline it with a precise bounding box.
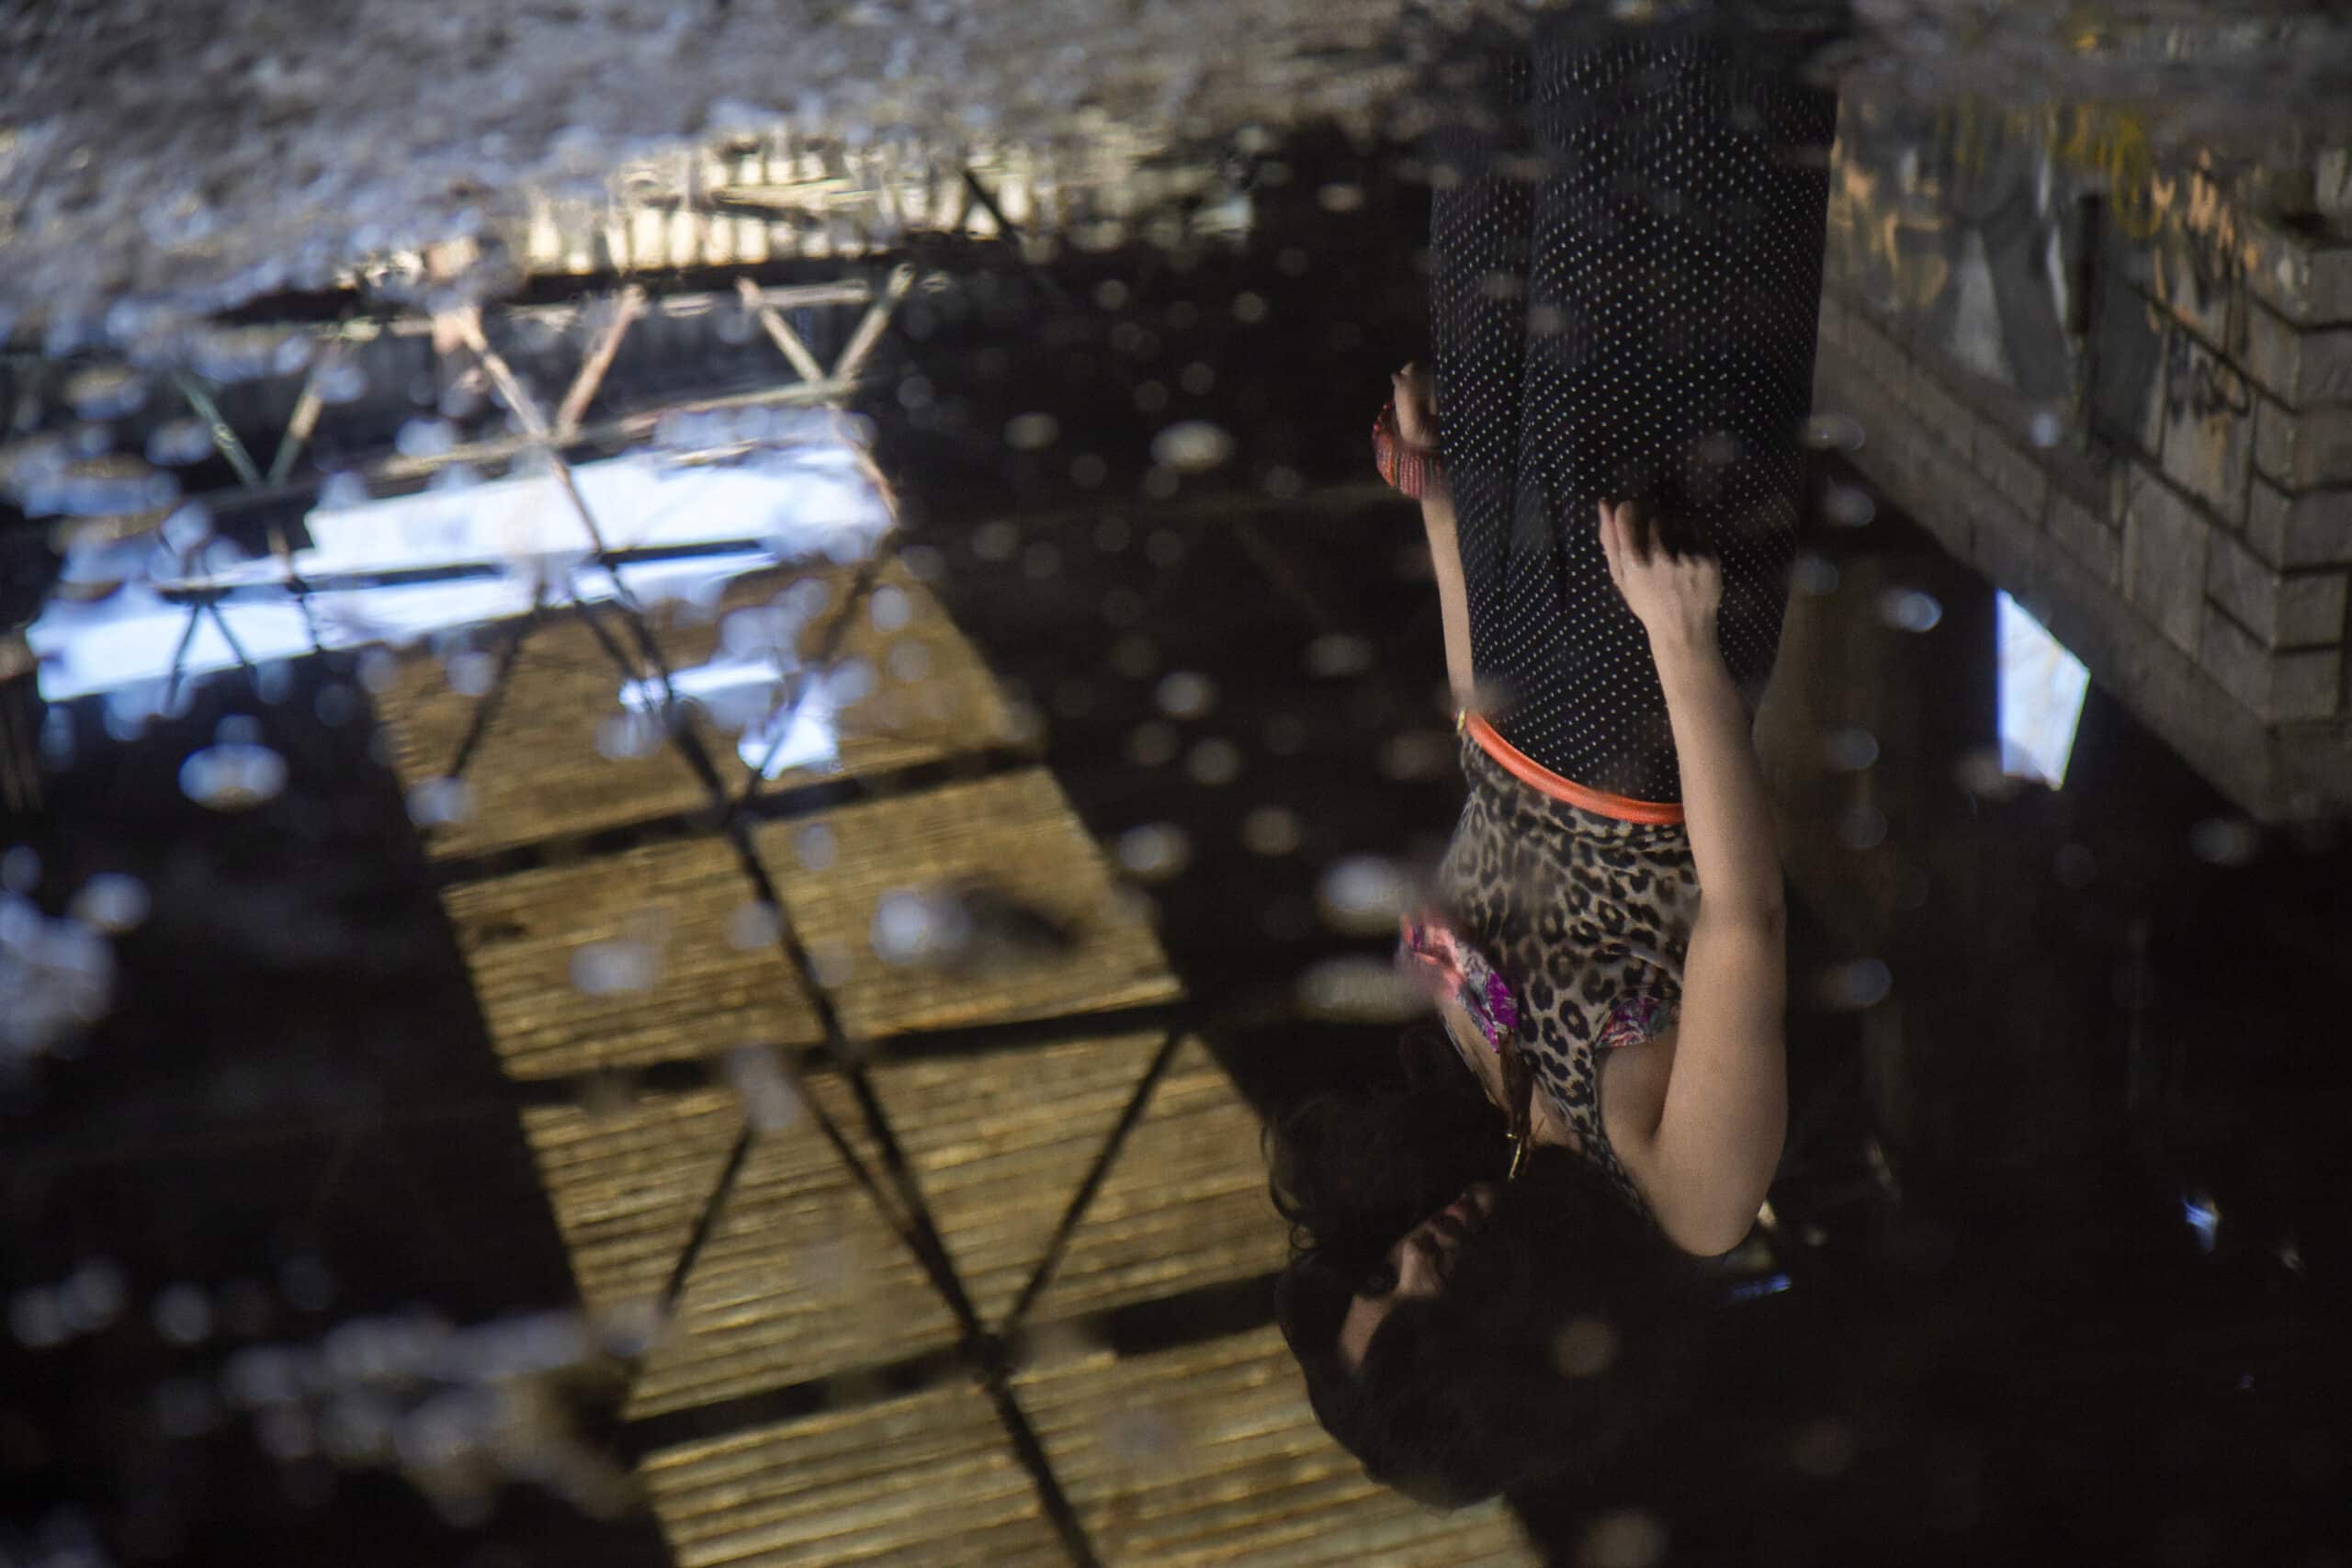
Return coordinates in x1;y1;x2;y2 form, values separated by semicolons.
1996;591;2090;791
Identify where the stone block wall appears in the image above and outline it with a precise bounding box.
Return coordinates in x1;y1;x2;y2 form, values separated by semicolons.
1811;148;2352;822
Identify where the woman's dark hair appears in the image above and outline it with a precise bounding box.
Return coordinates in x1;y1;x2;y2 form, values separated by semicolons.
1268;1022;1721;1507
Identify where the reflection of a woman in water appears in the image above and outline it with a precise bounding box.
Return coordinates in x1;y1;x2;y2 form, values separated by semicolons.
1272;6;1845;1506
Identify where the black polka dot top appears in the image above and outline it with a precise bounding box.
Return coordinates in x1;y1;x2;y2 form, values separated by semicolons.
1423;8;1838;800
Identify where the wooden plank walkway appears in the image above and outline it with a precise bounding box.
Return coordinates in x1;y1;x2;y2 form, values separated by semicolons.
431;546;1533;1562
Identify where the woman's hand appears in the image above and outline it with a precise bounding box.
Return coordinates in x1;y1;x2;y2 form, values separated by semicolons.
1392;361;1439;451
1599;498;1720;664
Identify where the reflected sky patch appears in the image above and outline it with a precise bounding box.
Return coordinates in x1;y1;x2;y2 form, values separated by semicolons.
29;434;893;705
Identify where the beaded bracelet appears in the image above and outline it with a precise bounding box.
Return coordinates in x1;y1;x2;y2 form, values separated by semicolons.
1372;397;1443;500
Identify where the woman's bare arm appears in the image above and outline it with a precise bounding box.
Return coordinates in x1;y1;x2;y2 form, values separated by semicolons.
1422;493;1479;713
1640;637;1787;1253
1393;362;1478;711
1600;501;1787;1256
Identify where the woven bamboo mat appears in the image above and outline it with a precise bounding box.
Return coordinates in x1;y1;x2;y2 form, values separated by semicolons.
1021;1037;1288;1325
1014;1326;1537;1567
641;1382;1069;1568
444;765;1171;1080
372;557;1021;859
435;548;1487;1562
854;1031;1166;1330
526;1030;1285;1422
754;769;1182;1041
842;1032;1286;1333
621;1087;960;1422
521;1087;750;1320
447;834;826;1078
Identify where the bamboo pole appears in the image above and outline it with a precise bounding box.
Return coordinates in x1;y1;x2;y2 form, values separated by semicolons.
553;287;648;439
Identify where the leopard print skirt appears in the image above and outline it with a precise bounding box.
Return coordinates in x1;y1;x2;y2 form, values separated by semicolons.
1437;734;1702;1218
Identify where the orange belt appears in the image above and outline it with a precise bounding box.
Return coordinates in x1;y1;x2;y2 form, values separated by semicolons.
1461;711;1686;826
